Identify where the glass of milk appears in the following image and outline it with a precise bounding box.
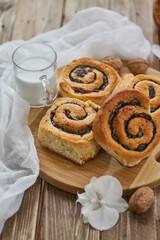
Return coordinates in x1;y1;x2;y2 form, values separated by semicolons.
12;43;57;108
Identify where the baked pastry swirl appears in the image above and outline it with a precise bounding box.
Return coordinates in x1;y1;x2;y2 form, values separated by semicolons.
38;97;101;165
59;58;121;105
93;88;160;167
115;73;160;114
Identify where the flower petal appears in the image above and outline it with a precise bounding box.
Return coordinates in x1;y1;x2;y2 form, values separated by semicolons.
84;182;97;200
76;192;90;206
93;176;123;201
90;177;97;183
85;205;119;231
81;202;100;220
83;215;88;223
105;198;129;213
78;176;128;231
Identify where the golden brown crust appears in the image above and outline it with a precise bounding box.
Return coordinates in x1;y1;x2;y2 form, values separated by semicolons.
93;88;160;167
38;97;101;165
59;58;121;105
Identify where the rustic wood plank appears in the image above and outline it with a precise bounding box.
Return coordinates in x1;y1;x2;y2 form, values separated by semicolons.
62;0;109;25
11;0;64;41
109;0;136;20
110;0;160;70
102;203;157;240
133;0;160;70
33;0;64;36
38;184;100;240
0;0;18;44
0;178;42;240
128;205;156;240
109;0;154;42
155;186;160;240
101;211;130;240
34;180;45;240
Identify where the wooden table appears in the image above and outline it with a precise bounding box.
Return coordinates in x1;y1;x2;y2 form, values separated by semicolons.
0;0;160;239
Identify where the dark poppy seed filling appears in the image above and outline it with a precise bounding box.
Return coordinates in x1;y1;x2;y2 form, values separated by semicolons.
108;99;156;152
50;101;92;135
69;64;109;93
52;123;92;136
93;107;99;112
149;86;156;99
150;105;160;113
133;79;159;90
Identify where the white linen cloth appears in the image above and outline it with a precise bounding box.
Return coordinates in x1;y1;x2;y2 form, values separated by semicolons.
0;7;151;233
152;44;160;59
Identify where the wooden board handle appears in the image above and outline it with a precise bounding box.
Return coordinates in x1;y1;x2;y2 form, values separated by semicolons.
129;142;160;191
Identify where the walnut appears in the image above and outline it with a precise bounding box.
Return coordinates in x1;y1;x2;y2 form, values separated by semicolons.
153;0;160;29
127;57;149;75
129;187;154;214
100;56;123;72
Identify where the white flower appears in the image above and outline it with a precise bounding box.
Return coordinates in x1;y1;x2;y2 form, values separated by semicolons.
77;176;128;231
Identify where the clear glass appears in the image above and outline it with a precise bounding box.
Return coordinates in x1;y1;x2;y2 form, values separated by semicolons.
12;43;57;108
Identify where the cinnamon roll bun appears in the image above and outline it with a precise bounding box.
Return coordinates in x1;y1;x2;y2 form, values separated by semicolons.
59;58;121;105
115;73;160;115
38;97;101;165
93;88;160;167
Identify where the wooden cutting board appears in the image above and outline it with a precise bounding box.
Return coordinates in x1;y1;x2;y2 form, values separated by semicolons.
29;66;160;196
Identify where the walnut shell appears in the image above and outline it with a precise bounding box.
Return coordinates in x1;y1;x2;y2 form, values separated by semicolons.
129;187;154;214
100;56;123;72
153;0;160;29
127;57;149;75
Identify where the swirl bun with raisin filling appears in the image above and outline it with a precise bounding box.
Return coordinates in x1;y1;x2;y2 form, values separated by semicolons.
93;88;160;167
59;58;121;105
38;97;101;165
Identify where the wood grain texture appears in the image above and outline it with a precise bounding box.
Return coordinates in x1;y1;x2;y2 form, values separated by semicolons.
38;184;100;240
11;0;64;41
109;0;160;70
62;0;109;25
0;0;18;44
0;178;42;240
155;186;160;240
1;0;160;240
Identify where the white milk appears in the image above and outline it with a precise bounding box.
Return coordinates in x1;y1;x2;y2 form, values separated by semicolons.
15;57;57;107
